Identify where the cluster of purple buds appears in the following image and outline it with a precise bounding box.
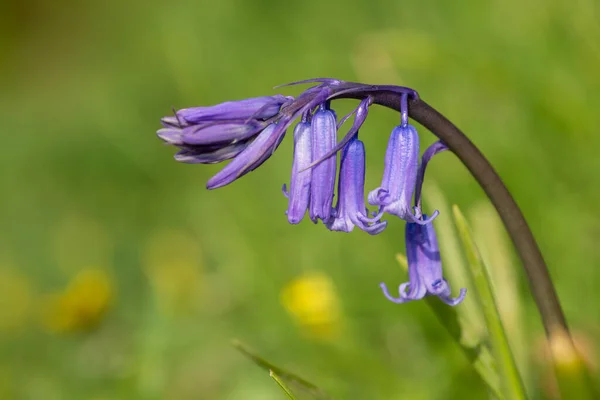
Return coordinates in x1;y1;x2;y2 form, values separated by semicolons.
157;79;465;306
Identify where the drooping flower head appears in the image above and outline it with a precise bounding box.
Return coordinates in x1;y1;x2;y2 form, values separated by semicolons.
157;79;465;306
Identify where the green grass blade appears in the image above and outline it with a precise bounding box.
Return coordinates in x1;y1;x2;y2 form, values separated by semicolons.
232;340;330;399
270;370;298;400
452;205;528;400
468;201;531;390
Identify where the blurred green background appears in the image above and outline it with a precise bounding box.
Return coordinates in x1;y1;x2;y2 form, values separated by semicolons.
1;0;599;398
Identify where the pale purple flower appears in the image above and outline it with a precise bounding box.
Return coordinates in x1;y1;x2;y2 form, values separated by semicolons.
326;136;387;234
368;124;437;224
283;119;312;224
309;103;337;223
380;219;466;305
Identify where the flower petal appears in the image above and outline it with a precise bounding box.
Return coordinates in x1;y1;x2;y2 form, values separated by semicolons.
285;121;312;224
206;124;284;189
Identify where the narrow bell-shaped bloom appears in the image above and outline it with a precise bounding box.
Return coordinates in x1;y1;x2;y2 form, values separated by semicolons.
283;120;312;224
368;124;436;224
380;218;466;305
326;136;387;235
168;95;291;125
206;123;285;189
309;104;338;223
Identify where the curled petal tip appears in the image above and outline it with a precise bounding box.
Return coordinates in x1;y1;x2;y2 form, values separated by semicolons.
407;209;439;225
442;288;467;306
157;128;184;145
362;220;387;235
380;282;406;304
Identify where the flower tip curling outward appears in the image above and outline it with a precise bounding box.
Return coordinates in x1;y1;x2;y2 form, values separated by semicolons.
380;217;466;306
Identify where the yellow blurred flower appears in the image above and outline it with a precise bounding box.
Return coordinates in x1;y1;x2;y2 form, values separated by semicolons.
142;229;203;315
280;272;342;341
43;268;113;333
0;265;33;334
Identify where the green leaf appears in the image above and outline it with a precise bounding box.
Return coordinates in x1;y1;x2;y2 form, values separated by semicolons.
452;205;528;400
270;370;298;400
232;340;330;399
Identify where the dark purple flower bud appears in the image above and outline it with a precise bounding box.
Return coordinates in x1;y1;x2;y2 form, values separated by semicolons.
309;104;338;223
206;123;285;189
368;124;436;224
380;218;466;305
173;95;291;124
283;120;312;224
326;136;387;235
157;120;265;146
173;140;250;164
180;121;266;146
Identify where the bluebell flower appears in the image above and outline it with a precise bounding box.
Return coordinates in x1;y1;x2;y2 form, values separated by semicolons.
380;218;466;305
283;118;312;224
368;124;437;224
325;135;387;234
